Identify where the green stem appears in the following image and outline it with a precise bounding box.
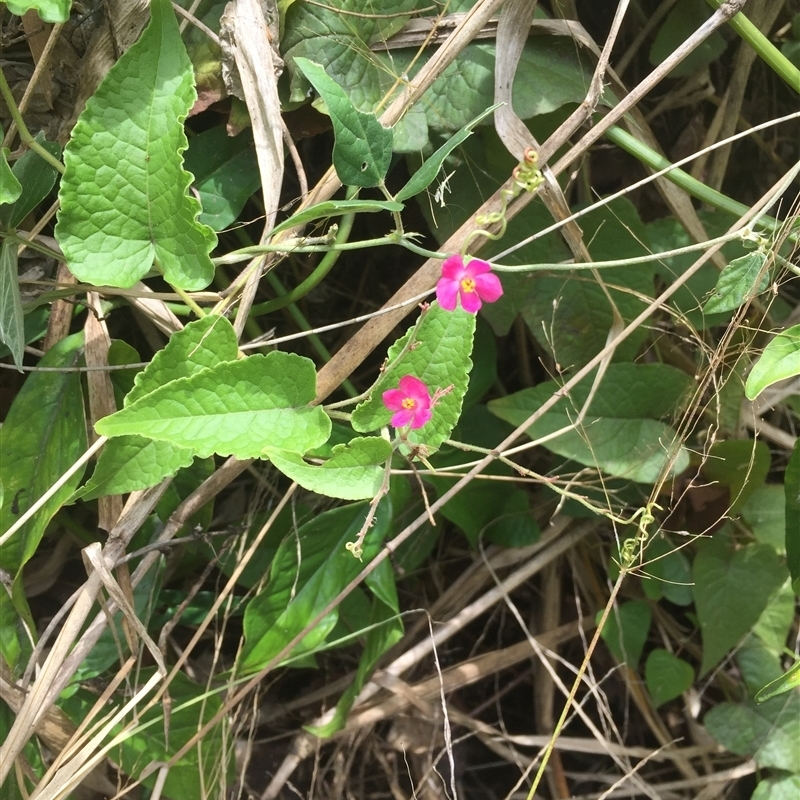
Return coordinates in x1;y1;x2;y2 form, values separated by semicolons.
492;228;752;271
706;0;800;93
249;199;358;317
214;235;446;265
0;68;64;174
264;270;358;398
605;125;790;233
173;286;206;318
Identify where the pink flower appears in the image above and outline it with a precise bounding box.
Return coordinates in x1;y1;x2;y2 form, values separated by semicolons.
382;375;432;429
436;255;503;313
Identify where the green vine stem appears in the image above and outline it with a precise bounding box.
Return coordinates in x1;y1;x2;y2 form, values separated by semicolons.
461;147;545;253
705;0;800;93
0;68;64;174
247;194;359;317
606;125;795;236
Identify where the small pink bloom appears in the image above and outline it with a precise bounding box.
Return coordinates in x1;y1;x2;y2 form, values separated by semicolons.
382;375;432;429
436;255;503;313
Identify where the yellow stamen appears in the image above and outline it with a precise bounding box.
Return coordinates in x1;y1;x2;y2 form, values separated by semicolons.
461;277;476;293
401;398;416;410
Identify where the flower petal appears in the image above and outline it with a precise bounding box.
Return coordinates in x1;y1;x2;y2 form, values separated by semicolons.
398;375;431;405
409;407;432;429
441;254;466;279
436;277;459;311
474;272;503;303
464;258;492;277
382;388;407;412
390;408;415;428
459;290;483;313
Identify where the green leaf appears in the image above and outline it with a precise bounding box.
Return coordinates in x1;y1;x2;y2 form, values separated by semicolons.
650;0;727;77
2;0;70;22
752;776;800;800
704;692;800;772
0;138;22;205
703;439;771;514
74;436;196;501
741;485;786;552
107;340;143;404
308;584;403;737
693;536;788;676
786;440;800;594
293;57;393;188
239;498;392;674
522;198;654;369
645;649;695;707
756;659;800;703
0;333;87;580
126;315;239;406
488;363;692;484
55;0;217;290
394;104;500;202
0;240;24;371
639;535;693;606
64;669;230;798
647;212;744;331
0;134;61;228
75;315;240;498
96;352;331;459
704;252;770;314
265;437;392;501
267;199;403;238
183;126;261;231
428;473;538;548
598;599;651;667
745;324;800;400
71;559;163;682
351;303;476;455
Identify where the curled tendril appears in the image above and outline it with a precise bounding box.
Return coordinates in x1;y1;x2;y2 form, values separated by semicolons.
464;149;545;251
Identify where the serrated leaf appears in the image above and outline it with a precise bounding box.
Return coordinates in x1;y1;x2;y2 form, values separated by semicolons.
73;436;195;501
239;498;392;674
394;104;500;202
0;140;22;205
96;352;331;459
745;324;800;400
598;599;651;667
704;252;769;314
55;0;217;290
0;134;61;228
265;437;391;500
693;537;788;676
488;363;692;484
127;315;239;406
351;304;476;454
183;126;261;231
645;649;695;707
0;240;24;371
704;692;800;772
2;0;70;22
0;333;87;580
268;199;403;238
293;57;392;188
